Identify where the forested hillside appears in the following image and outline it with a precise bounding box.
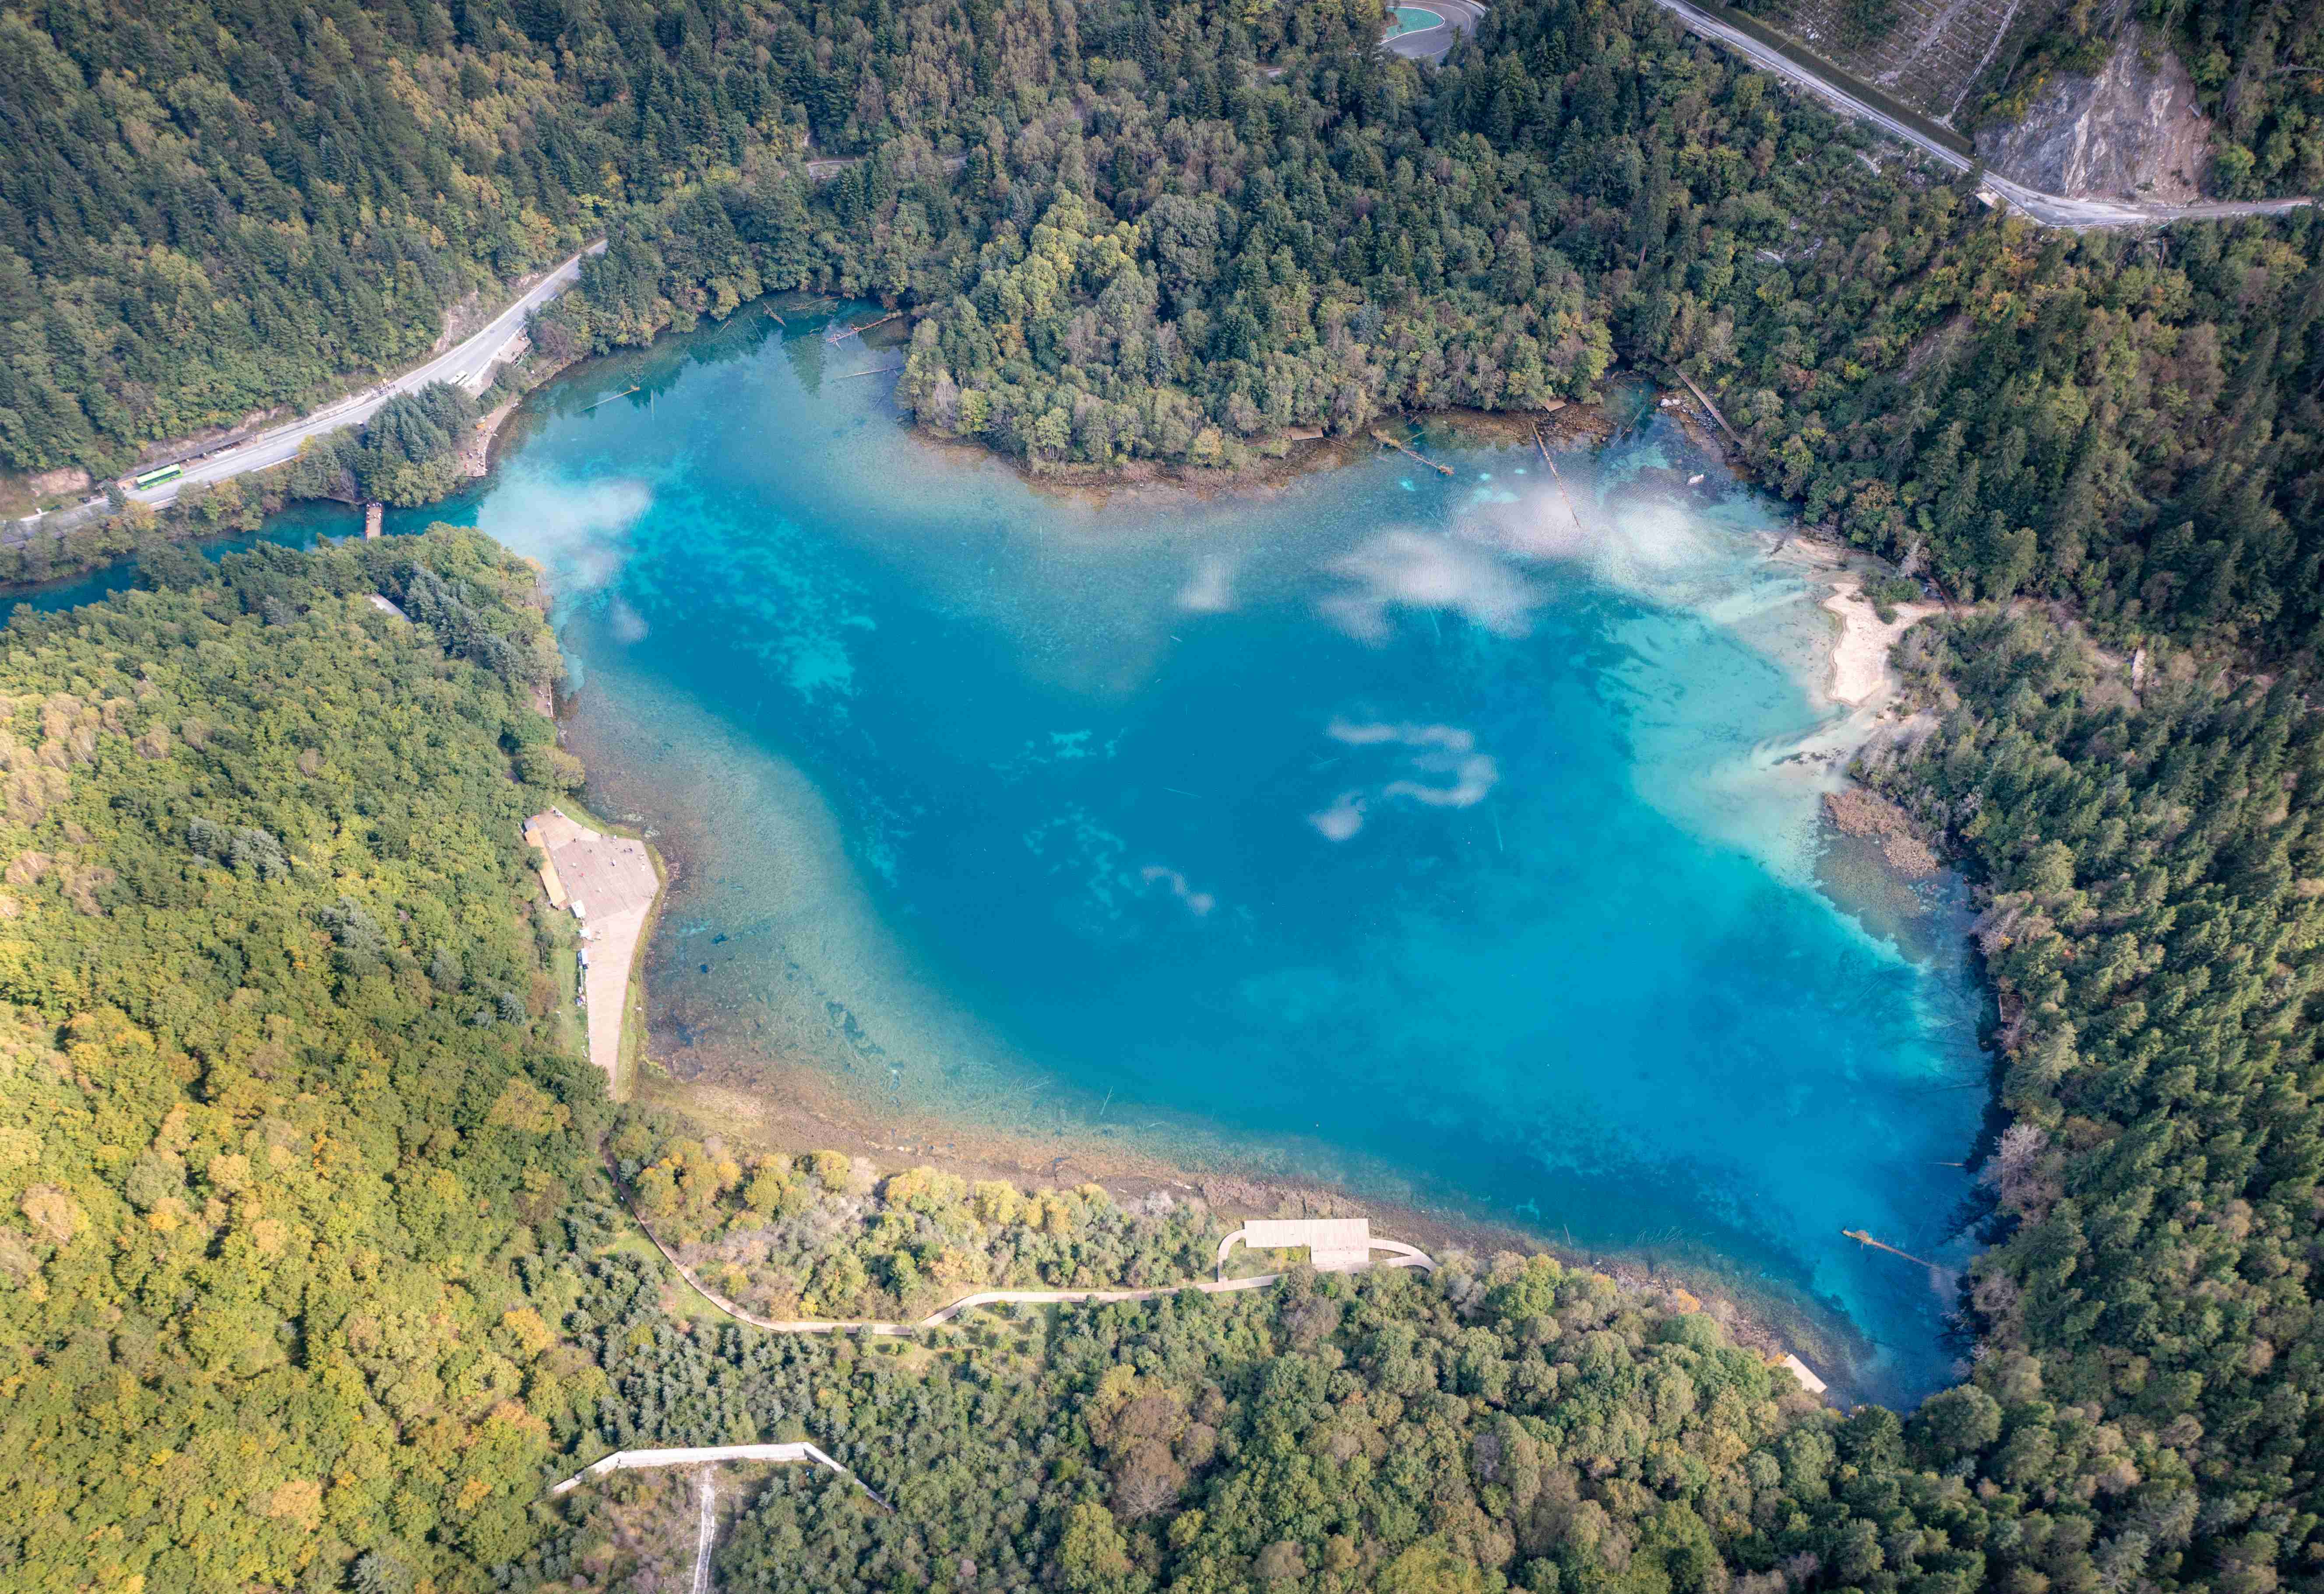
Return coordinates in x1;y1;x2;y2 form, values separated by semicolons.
13;0;2324;669
512;614;2324;1593
609;1108;1225;1321
533;0;2324;661
19;538;2312;1594
11;0;2324;1590
1;0;836;476
1864;615;2324;1594
524;1241;2211;1594
0;530;612;1592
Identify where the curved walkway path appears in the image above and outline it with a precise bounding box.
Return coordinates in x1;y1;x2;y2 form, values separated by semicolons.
639;1221;1433;1337
549;1441;889;1510
609;1156;1433;1338
691;1471;715;1594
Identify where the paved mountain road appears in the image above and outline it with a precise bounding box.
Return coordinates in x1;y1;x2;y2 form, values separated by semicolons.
130;241;606;511
18;43;2305;550
15;242;604;537
1647;0;2312;229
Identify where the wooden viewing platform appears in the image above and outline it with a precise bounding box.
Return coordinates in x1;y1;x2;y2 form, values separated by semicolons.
548;1442;886;1508
1214;1218;1433;1278
363;502;383;539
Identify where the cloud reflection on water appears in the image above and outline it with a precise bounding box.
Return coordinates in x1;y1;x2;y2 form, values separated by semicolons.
1310;719;1501;839
1317;528;1540;642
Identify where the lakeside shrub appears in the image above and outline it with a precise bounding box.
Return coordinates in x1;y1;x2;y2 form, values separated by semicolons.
6;520;2324;1593
285;383;484;508
0;0;2320;1570
611;1109;1225;1319
1863;611;2324;1569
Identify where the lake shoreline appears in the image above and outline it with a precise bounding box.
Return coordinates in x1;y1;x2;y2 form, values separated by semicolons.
564;616;1950;1412
616;811;1896;1403
640;1045;1878;1386
4;309;1982;1408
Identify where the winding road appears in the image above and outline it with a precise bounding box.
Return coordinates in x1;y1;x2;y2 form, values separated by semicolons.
134;241;605;510
20;19;2301;553
18;242;604;535
1646;0;2312;229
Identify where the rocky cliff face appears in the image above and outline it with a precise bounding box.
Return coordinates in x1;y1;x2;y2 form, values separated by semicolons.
1977;28;2213;199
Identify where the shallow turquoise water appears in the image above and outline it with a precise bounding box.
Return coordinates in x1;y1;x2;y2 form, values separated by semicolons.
418;308;1976;1398
1386;6;1445;35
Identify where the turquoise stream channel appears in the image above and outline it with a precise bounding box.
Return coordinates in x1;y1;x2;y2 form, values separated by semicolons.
14;305;1988;1399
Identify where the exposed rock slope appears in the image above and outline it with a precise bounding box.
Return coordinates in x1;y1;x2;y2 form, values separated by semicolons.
1975;28;2213;199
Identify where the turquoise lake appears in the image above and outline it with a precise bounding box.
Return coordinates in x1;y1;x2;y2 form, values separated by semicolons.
21;304;1989;1399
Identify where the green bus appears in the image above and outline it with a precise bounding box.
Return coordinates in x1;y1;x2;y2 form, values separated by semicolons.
131;462;183;490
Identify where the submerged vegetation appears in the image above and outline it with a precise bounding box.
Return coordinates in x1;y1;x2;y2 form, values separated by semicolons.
6;0;2321;663
542;0;2324;663
21;535;2316;1594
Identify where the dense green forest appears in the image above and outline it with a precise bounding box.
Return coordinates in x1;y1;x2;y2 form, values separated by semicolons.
282;380;489;506
0;530;607;1592
521;1241;2196;1594
511;613;2324;1594
1863;614;2324;1593
8;0;2322;674
526;0;2324;660
6;525;2324;1591
11;0;2324;1589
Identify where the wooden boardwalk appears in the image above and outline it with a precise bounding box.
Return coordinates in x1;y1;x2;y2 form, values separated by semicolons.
605;1150;1435;1338
549;1441;885;1508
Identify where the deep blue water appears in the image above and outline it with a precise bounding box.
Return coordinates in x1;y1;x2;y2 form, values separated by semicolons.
40;306;1989;1398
